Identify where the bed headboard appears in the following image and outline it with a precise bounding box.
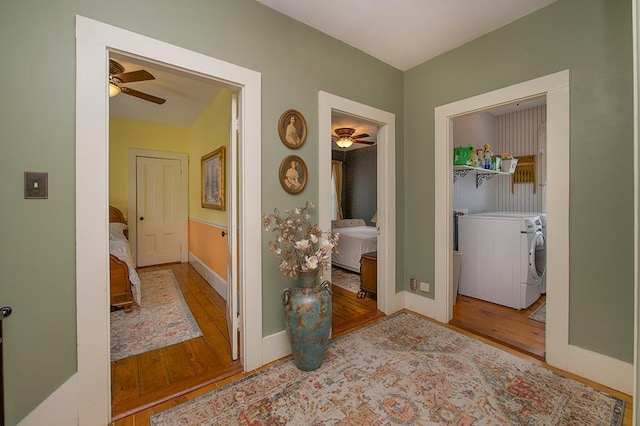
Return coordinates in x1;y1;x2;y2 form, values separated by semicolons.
109;206;127;224
331;218;366;229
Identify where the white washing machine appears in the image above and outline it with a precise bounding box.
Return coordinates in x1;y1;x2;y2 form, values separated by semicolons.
458;213;545;309
479;211;547;294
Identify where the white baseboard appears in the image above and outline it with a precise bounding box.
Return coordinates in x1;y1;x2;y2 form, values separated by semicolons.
566;344;633;395
262;330;291;365
401;290;436;320
189;252;226;301
18;374;79;426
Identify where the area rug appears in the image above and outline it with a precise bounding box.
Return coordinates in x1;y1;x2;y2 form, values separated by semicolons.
110;269;202;361
330;266;360;293
529;301;547;323
150;312;624;425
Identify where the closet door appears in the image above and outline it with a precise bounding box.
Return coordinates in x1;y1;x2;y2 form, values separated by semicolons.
136;156;183;267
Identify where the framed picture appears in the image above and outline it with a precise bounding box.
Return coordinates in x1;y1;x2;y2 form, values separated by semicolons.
279;155;307;194
201;146;225;210
278;109;307;149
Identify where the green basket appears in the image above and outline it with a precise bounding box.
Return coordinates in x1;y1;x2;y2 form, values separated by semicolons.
453;146;473;166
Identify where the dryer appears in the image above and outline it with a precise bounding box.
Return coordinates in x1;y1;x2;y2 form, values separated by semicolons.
458;213;544;309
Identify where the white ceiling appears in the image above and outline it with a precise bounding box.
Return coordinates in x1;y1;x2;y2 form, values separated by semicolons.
256;0;557;71
109;52;226;128
109;1;556;131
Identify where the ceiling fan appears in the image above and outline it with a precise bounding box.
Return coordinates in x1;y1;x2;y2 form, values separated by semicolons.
332;127;375;149
108;59;166;105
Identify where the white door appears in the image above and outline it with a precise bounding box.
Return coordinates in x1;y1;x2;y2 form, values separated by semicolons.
136;156;183;267
226;93;239;360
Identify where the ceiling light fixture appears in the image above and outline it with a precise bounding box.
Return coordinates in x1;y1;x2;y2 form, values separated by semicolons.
108;76;122;98
108;82;121;98
335;136;353;149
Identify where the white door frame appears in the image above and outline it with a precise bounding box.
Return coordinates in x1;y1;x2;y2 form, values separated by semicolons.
434;71;569;365
75;16;262;425
127;149;189;265
318;91;398;315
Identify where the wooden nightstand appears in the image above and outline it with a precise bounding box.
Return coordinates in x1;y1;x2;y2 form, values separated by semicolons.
359;251;377;298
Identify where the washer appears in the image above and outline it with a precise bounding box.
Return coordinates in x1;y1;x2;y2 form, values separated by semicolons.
458;212;544;309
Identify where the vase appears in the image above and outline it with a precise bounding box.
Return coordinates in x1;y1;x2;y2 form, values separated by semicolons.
281;269;332;371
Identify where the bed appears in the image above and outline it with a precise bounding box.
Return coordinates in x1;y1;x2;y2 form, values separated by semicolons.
331;218;378;273
109;206;141;312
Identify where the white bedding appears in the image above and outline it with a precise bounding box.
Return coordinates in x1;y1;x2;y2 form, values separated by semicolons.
109;239;141;305
332;225;377;272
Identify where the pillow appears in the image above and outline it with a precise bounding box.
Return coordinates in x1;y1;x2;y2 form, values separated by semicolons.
109;222;128;241
331;218;366;229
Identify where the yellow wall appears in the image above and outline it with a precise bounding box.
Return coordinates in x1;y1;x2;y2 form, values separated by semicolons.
109;89;232;280
188;88;232;225
188;220;228;279
109;117;189;217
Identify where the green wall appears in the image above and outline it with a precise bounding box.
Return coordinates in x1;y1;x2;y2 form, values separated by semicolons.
0;0;403;423
403;0;633;362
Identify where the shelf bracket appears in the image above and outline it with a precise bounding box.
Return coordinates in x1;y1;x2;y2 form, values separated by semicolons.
453;169;470;183
476;173;495;188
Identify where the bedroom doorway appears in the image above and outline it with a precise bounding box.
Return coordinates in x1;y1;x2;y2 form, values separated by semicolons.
318;91;397;318
109;56;241;417
76;16;262;425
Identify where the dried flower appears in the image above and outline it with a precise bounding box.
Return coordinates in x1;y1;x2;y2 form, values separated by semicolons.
262;201;339;279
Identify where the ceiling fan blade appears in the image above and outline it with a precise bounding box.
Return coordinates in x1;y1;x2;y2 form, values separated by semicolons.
355;140;375;145
120;87;166;105
114;69;155;83
352;133;370;140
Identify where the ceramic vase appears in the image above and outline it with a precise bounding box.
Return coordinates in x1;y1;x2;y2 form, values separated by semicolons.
281;269;332;371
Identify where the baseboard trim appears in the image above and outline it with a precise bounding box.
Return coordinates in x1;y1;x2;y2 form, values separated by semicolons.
262;330;291;365
566;344;633;395
189;252;226;301
401;291;436;320
18;373;78;426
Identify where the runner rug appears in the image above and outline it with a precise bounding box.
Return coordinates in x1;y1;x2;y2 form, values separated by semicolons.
110;269;202;361
330;266;361;293
150;312;623;425
528;301;547;323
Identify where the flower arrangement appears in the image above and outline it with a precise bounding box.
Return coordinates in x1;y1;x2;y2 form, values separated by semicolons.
262;201;339;279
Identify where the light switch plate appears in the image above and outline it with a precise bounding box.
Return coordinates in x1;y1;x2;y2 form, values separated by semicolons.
24;172;48;199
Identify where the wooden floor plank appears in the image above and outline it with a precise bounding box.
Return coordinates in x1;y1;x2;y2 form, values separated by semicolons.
450;294;546;359
163;344;195;384
110;356;140;407
137;350;170;395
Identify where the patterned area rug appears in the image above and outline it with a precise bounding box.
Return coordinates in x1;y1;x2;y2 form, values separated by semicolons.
331;266;360;293
110;269;202;361
150;312;623;425
529;301;547;323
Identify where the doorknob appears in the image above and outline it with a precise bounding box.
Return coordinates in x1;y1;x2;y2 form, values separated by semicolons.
0;306;11;319
139;217;144;221
221;231;227;237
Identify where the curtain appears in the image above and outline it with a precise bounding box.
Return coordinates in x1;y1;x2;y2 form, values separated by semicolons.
331;160;343;220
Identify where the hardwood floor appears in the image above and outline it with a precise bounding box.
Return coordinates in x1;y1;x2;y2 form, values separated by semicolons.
111;263;242;420
111;263;381;421
113;306;633;426
449;294;546;360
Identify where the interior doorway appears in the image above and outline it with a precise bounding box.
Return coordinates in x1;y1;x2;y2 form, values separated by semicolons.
318;91;397;317
75;16;262;425
433;70;570;372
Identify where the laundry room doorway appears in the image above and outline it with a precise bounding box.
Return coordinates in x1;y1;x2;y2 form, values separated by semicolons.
433;70;570;371
448;99;548;360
